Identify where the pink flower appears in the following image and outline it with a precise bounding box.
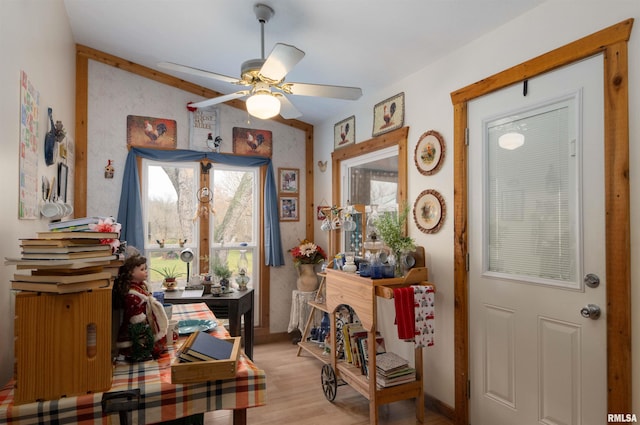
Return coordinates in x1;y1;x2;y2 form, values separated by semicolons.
89;217;122;253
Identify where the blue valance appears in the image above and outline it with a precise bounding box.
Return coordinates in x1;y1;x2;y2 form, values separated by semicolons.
117;147;284;266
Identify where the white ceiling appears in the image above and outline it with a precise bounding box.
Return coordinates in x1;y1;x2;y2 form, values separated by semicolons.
63;0;544;125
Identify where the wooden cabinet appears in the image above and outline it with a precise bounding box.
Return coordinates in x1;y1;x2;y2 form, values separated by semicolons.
300;267;430;425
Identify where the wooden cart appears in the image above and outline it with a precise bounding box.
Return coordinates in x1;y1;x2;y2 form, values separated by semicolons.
317;267;430;425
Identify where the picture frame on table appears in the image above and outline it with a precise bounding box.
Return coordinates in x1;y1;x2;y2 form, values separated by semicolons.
414;130;446;176
413;189;446;234
372;92;404;137
334;115;355;149
279;197;299;221
278;168;299;195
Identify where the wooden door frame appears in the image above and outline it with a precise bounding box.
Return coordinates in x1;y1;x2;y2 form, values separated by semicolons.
450;19;633;424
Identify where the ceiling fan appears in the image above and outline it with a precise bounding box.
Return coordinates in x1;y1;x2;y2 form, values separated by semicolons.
158;3;362;120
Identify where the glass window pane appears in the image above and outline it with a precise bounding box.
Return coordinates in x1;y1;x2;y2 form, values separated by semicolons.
485;98;578;288
143;162;198;282
211;168;256;245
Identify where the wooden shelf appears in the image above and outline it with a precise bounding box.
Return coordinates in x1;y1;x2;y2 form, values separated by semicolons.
324;267;428;425
296;341;330;364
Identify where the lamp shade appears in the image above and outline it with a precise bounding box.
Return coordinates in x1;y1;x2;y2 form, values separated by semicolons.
498;132;525;150
246;93;281;119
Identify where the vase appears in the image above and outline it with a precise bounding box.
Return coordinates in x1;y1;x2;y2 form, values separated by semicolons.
296;264;319;292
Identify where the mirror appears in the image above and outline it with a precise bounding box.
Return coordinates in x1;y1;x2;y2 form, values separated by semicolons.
331;127;409;256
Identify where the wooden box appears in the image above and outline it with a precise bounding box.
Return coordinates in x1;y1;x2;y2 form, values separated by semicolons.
13;287;113;404
171;337;241;384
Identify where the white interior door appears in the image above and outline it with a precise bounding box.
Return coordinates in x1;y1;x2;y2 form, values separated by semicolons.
468;55;606;425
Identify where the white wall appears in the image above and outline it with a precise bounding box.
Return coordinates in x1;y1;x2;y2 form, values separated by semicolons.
0;0;76;385
314;0;640;410
85;60;306;334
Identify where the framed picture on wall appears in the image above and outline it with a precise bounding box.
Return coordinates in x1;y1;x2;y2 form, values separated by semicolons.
232;127;273;157
279;197;299;221
334;115;355;149
278;168;299;194
126;115;177;149
189;108;218;151
372;92;404;137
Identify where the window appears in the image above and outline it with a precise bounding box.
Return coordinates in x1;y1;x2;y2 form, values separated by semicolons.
142;161;199;281
142;161;260;319
209;166;259;314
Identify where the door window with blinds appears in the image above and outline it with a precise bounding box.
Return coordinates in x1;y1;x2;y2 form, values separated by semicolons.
483;94;581;289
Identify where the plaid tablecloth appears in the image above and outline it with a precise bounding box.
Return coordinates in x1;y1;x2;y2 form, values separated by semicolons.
0;303;266;424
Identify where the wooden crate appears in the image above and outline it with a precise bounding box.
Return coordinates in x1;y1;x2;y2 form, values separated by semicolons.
171;337;241;384
14;286;113;404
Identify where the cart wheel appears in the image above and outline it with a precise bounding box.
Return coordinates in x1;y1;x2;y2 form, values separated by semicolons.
321;364;337;401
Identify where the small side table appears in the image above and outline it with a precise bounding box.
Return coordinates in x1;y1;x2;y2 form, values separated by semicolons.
166;288;254;359
288;290;321;337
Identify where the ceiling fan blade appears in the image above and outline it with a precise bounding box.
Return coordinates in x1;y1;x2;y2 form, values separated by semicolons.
283;82;363;100
158;61;241;85
189;91;249;109
276;95;302;119
259;43;305;83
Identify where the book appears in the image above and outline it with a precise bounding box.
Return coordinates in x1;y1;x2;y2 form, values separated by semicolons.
30;265;107;275
36;231;119;240
375;352;409;374
20;238;103;247
182;330;234;361
20;244;111;254
13;271;111;284
6;255;116;269
11;278;112;294
20;250;114;260
47;216;110;230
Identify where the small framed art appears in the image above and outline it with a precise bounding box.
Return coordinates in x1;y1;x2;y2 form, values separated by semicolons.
413;189;446;234
334;115;355;149
372;92;404;137
414;130;445;175
279;197;299;221
278;168;299;194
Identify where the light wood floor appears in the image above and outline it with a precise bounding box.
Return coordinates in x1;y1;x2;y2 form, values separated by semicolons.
205;340;453;425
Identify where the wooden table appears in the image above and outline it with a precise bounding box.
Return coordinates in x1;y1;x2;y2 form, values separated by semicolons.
165;288;254;359
0;303;265;425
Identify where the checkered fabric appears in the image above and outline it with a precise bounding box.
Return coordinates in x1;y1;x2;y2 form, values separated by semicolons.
0;303;266;424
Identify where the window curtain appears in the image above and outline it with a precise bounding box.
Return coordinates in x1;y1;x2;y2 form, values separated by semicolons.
117;147;284;266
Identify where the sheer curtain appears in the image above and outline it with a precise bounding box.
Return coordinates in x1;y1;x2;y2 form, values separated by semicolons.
117;147;284;266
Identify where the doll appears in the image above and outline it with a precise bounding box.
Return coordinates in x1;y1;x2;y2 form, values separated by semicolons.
114;251;168;361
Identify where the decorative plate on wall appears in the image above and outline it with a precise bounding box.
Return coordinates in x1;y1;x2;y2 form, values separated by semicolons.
413;189;446;234
414;130;445;176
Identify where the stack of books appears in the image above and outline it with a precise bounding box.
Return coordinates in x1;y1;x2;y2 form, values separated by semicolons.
375;352;416;388
177;330;234;363
6;227;120;294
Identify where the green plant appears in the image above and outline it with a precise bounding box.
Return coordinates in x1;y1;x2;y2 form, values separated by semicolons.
373;204;416;255
150;265;184;280
212;262;232;280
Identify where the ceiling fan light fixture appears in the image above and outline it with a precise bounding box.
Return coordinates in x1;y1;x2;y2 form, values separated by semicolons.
247;92;280;119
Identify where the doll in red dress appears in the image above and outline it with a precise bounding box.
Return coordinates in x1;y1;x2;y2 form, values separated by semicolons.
114;251;168;361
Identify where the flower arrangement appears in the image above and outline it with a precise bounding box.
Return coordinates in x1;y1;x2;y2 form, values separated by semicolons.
88;217;122;253
290;240;327;265
374;204;416;255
